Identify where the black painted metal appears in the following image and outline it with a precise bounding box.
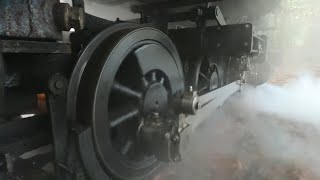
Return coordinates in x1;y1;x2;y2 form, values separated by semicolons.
47;94;69;179
138;113;181;162
67;23;141;127
78;128;111;180
85;13;115;33
67;23;150;180
0;1;272;179
75;25;184;180
132;0;222;14
170;23;267;57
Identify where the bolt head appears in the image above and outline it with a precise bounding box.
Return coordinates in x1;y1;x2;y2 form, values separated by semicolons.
173;135;180;142
165;132;171;139
55;80;65;89
173;155;181;162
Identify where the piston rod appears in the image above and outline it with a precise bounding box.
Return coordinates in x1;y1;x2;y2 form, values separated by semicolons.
198;80;242;110
179;80;242;115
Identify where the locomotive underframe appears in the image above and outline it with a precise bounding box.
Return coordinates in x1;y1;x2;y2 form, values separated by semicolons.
0;1;269;179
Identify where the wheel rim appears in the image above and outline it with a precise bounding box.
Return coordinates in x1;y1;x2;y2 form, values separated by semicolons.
77;26;184;179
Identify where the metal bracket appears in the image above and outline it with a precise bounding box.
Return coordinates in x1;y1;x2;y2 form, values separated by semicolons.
193;6;227;26
47;94;69;179
212;6;226;26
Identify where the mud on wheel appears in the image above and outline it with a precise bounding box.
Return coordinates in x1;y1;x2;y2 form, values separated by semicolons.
71;24;184;180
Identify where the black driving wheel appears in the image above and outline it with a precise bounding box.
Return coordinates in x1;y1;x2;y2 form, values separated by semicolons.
197;60;220;96
76;24;184;180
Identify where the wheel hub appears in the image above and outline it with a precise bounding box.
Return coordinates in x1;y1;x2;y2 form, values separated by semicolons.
143;82;168;114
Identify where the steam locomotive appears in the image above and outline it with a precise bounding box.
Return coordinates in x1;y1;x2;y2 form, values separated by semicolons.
0;0;276;179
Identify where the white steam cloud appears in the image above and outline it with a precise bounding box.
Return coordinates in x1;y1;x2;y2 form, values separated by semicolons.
238;73;320;125
157;73;320;180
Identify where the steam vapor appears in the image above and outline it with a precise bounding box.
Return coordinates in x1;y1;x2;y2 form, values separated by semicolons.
158;73;320;180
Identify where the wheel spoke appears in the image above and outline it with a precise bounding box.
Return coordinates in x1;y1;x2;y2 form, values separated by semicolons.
112;81;142;99
141;77;149;88
134;44;178;77
121;140;134;155
160;77;165;84
199;72;210;82
110;109;140;128
151;72;157;82
212;65;217;72
198;86;209;93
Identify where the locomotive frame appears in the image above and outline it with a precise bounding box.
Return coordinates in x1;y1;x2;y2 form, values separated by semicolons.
0;0;269;179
